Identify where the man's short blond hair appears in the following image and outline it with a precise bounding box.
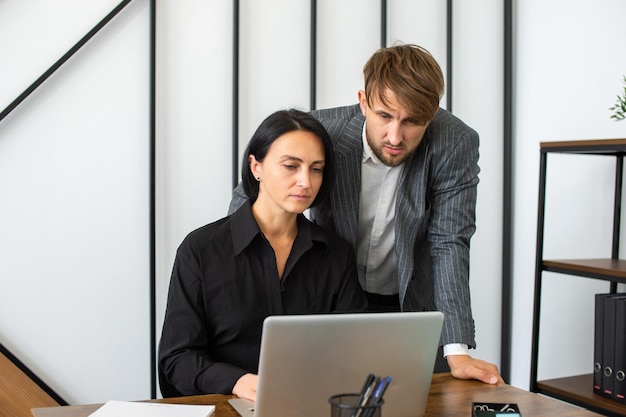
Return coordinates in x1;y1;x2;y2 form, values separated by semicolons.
363;44;444;124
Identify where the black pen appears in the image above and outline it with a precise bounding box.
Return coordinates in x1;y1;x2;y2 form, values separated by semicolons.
357;373;376;401
353;376;380;417
351;374;375;417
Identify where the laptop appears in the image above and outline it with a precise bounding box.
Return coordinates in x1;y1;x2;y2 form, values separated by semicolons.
228;311;444;417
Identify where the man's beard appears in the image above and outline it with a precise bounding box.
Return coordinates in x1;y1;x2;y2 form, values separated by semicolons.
367;136;410;167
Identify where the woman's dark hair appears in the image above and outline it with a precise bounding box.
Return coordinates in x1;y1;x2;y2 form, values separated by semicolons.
241;109;335;207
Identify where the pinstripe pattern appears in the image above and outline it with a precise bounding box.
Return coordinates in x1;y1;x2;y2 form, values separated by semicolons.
309;104;480;350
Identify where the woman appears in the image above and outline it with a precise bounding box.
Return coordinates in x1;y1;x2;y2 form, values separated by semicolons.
158;109;367;401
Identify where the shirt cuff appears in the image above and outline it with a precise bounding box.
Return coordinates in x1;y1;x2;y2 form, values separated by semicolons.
443;343;469;357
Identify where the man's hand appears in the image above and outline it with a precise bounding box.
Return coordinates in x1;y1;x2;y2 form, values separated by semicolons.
446;355;503;385
232;373;259;402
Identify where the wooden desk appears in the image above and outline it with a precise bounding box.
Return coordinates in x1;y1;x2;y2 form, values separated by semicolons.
32;373;602;417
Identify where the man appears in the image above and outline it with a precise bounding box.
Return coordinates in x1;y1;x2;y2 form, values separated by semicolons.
230;43;501;384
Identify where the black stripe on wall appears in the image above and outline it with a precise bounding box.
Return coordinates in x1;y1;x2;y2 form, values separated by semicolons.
446;0;453;113
501;0;513;383
149;0;157;399
380;0;387;48
310;0;317;111
232;0;240;190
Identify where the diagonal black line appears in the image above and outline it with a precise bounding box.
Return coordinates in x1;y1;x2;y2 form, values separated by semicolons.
0;342;68;406
0;0;132;123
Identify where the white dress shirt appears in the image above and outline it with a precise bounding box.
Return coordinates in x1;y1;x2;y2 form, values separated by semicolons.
357;123;402;295
358;124;468;357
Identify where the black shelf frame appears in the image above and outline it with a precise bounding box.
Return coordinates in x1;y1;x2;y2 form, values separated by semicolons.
530;139;626;415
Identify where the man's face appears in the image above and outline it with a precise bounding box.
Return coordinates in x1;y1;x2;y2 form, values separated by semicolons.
358;88;431;167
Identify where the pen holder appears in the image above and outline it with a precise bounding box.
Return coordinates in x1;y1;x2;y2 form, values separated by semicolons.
329;393;383;417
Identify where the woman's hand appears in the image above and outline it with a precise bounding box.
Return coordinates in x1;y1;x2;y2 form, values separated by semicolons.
232;373;259;402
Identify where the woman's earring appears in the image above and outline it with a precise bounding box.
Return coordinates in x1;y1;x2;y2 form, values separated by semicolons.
256;177;260;181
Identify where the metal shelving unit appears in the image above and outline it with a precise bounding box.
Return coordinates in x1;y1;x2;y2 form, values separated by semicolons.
530;139;626;417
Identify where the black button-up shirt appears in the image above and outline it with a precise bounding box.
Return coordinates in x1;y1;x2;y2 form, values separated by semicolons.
159;202;367;395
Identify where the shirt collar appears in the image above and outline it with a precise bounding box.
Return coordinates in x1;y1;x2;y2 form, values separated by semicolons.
230;200;261;255
361;121;377;164
230;201;329;255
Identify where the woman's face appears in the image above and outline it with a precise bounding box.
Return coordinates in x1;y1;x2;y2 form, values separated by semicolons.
250;130;325;215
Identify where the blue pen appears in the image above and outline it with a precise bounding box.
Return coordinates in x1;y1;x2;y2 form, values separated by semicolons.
361;376;391;417
370;376;391;405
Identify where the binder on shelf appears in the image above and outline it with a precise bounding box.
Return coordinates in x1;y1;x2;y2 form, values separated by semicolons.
613;298;626;404
602;294;626;398
594;293;608;394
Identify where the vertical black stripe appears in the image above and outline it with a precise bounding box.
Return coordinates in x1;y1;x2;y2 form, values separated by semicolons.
446;0;453;112
232;0;240;189
611;156;623;259
501;0;513;383
380;0;387;48
610;155;623;294
529;149;548;392
310;0;317;110
149;0;157;399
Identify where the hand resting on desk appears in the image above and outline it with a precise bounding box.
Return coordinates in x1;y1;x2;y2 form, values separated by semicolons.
231;356;501;403
447;354;504;385
233;373;258;402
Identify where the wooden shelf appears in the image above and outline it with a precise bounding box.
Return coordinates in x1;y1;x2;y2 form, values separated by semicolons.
540;138;626;154
542;259;626;283
536;374;626;417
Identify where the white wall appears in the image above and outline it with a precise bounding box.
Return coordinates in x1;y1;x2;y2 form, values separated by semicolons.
1;0;507;404
0;0;151;403
510;0;626;389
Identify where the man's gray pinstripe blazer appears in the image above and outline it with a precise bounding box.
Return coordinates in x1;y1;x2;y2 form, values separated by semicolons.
229;104;480;366
308;104;479;352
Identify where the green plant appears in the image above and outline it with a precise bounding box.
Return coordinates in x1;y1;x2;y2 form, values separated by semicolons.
609;75;626;121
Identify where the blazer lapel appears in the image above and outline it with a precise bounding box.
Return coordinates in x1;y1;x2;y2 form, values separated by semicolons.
330;116;364;250
395;134;430;304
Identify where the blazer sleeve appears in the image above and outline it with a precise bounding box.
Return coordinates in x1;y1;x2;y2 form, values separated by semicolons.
427;116;479;348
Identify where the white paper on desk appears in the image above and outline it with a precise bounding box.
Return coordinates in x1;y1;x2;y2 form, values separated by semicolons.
88;400;215;417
